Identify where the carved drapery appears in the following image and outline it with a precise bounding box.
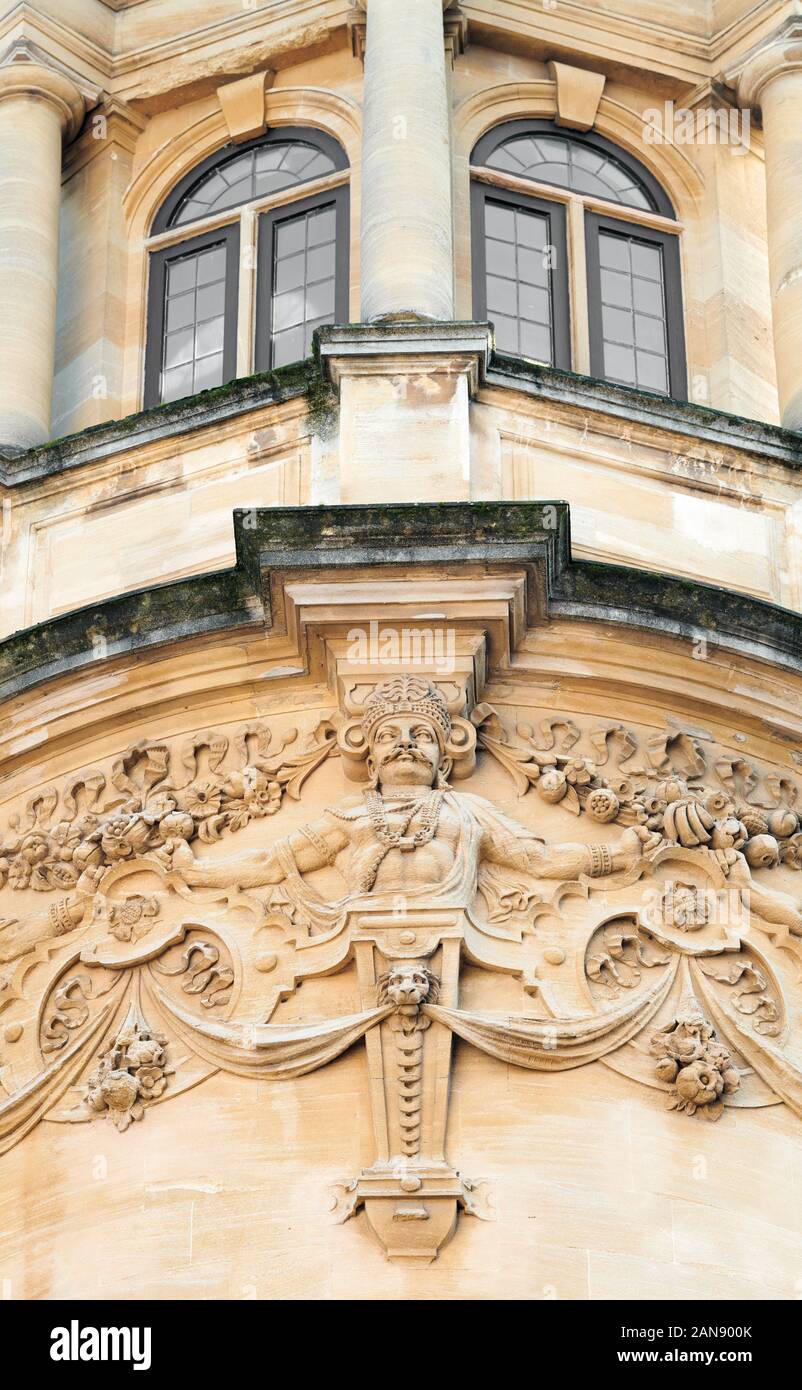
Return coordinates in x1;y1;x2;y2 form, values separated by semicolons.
3;682;802;1262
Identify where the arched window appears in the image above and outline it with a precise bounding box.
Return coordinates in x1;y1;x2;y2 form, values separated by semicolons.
145;128;350;407
471;121;686;399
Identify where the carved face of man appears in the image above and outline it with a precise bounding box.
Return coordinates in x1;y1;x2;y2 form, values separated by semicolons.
368;715;443;790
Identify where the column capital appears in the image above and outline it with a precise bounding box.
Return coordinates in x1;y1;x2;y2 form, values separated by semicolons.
0;40;97;142
725;17;802;110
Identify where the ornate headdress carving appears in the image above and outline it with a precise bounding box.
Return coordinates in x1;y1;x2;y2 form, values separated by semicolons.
336;676;476;783
361;676;452;744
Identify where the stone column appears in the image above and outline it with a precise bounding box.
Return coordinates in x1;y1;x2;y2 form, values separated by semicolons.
358;0;454;322
730;21;802;430
0;53;86;449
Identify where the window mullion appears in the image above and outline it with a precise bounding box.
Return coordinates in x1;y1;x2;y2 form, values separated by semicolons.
567;196;590;376
237;208;257;378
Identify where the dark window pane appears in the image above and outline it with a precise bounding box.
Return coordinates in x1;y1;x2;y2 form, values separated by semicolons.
194;352;224;390
516;211;549;250
602;304;633;344
484;203;515;241
519;283;550;324
520;321;551;361
272;325;306;367
600;268;633;308
196;247;226;284
636;351;668;391
634;313;665;352
307;243;335;282
486;275;518;316
483;132;657;211
483;199;556;365
273;289;306;331
308;207;336;246
164;328;194;368
631;242;662;279
196;281;226;319
633;277;664;314
167;258;196;295
485;238;516;277
604;342;636;383
491;314;519;353
599;235;630;271
265;200;340;366
597;230;670;394
166;291;196;331
518;247;549;286
274;252;306;293
159;239;231;404
170;141;339;227
196;316;225;356
307;279;335;320
162;363;193;402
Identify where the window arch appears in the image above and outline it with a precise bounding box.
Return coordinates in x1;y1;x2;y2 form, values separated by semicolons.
145;128;350;407
471;120;686;399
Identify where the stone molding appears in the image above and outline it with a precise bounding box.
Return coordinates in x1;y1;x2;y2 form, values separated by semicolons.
725;16;802;110
4;501;802;704
0;39;97;142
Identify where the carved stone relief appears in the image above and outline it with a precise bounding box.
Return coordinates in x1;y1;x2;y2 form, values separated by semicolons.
3;677;802;1263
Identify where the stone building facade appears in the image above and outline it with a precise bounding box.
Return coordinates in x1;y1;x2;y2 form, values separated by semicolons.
1;0;802;1300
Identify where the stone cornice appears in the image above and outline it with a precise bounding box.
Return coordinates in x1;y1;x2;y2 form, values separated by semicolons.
725;15;802;108
2;348;801;488
3;501;802;702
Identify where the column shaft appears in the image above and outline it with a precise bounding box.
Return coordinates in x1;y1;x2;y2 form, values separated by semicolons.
0;93;65;448
761;71;802;430
360;0;454;322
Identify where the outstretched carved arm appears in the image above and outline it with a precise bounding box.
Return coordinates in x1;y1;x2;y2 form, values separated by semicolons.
173;814;349;889
485;825;661;880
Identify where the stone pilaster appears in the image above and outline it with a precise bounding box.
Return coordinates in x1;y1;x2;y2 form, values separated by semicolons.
0;44;89;450
358;0;455;322
728;20;802;430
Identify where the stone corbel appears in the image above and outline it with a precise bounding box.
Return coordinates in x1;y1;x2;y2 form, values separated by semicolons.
547;60;606;131
216;69;275;143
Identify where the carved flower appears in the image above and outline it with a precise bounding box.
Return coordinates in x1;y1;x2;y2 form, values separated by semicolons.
8;858;32;889
585;787;620;823
157;810;195;840
179;782;222;820
245;776;282;816
135;1065;168;1100
780;833;802;869
654;1056;679;1084
19;832;50;865
563;759;593;786
674;1060;724;1114
0;856;9;889
126;1037;164;1069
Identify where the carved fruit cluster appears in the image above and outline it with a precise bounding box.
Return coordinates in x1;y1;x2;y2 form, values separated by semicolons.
650;1008;740;1121
0;721;336;895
